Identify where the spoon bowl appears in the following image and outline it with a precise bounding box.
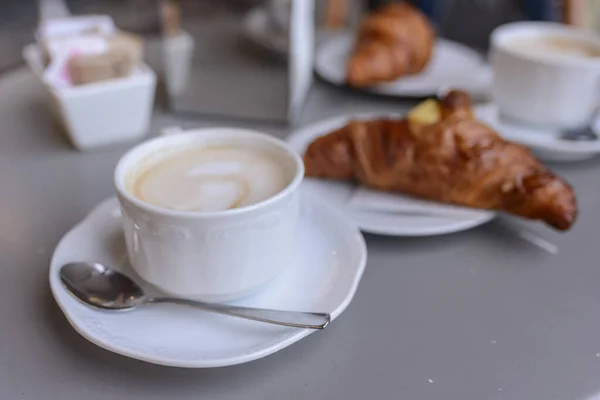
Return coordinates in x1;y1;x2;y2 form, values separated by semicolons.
60;262;145;310
60;262;330;329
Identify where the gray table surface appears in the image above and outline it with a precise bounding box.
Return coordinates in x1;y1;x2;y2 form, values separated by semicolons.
2;65;600;400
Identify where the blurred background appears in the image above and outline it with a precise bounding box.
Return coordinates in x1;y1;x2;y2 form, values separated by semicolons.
9;0;600;144
3;0;598;73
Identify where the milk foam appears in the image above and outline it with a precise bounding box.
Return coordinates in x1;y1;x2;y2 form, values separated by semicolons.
508;36;600;59
131;146;289;212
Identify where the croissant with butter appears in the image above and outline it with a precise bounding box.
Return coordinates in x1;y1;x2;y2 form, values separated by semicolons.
346;3;434;87
303;91;577;230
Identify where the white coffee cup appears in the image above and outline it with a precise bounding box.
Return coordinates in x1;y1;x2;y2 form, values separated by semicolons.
491;22;600;130
114;128;303;302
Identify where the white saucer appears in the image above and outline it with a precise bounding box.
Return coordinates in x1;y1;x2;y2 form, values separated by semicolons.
49;195;366;368
286;114;495;236
315;33;492;98
241;6;288;56
475;103;600;162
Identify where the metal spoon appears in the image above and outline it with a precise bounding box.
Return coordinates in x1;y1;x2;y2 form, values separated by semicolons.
560;124;599;141
59;262;330;329
560;110;599;142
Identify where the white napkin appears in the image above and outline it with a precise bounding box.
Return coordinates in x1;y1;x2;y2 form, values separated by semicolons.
348;187;491;219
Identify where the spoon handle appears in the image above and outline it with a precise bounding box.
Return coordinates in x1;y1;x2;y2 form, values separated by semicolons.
147;297;330;329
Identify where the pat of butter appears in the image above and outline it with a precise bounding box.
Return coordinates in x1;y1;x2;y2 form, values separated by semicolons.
408;99;441;126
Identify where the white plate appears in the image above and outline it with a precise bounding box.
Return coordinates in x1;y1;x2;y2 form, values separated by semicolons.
315;33;492;98
475;103;600;162
241;6;288;56
49;195;366;368
286;114;495;236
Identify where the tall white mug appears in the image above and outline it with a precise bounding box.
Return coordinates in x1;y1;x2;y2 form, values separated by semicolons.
491;22;600;130
114;128;304;302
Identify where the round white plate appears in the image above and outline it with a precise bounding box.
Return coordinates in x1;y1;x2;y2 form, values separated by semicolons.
475;103;600;162
286;114;495;236
315;32;492;98
241;6;288;56
49;194;366;368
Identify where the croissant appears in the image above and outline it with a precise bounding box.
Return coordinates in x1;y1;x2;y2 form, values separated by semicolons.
346;3;435;87
303;91;577;231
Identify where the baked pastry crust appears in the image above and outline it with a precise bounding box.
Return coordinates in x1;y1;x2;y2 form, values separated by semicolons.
304;91;577;230
346;3;435;87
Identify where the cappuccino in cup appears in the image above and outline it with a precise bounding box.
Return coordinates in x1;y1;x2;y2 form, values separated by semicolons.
114;128;303;301
491;22;600;130
128;146;290;212
506;36;600;60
